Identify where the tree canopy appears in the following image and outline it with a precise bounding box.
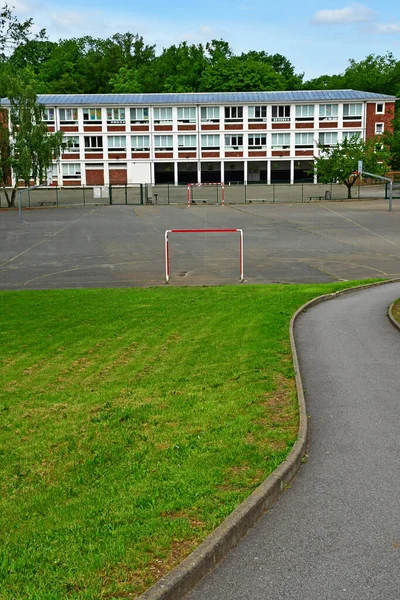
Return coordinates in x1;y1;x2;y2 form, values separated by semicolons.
313;137;391;198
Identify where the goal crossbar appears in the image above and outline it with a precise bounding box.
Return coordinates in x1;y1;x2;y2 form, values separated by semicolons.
165;228;243;283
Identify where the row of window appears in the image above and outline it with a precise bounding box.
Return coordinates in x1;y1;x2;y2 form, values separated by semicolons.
64;130;382;153
43;102;386;125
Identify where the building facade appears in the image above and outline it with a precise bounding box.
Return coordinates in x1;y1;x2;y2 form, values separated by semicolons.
35;90;396;186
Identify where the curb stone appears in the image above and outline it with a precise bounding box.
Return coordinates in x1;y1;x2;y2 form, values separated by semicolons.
388;299;400;332
138;278;400;600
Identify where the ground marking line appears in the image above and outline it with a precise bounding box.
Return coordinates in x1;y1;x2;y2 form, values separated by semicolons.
22;259;165;286
320;204;399;247
0;210;95;269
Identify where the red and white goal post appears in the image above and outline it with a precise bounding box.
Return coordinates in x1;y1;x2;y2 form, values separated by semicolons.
187;183;225;207
164;229;244;283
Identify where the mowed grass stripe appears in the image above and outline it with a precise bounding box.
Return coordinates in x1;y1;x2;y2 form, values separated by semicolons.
0;283;375;599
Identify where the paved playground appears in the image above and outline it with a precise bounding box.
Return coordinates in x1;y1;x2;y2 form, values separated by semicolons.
1;199;400;290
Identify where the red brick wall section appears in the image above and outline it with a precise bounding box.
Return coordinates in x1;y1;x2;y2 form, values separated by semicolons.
366;102;395;139
131;125;149;132
63;180;81;186
201;124;219;130
86;170;104;185
109;169;127;184
272;123;290;129
319;122;338;129
248;151;267;157
295;123;314;129
178;125;196;131
225;124;243;130
107;125;126;132
225;151;243;157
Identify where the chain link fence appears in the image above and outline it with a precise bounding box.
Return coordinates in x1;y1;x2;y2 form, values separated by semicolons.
0;181;387;209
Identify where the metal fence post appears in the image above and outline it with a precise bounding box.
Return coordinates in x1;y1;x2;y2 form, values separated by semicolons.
125;184;128;204
167;184;170;205
109;185;113;205
140;183;143;205
244;182;247;204
83;185;86;206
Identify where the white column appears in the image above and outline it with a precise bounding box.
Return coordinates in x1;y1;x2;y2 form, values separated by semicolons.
174;162;178;185
267;160;271;185
290;159;294;185
244;160;248;185
220;161;225;183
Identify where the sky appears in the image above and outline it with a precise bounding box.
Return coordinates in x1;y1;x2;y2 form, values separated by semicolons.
13;0;400;80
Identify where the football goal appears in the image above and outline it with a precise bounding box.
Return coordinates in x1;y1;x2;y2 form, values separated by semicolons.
164;228;243;283
187;183;225;207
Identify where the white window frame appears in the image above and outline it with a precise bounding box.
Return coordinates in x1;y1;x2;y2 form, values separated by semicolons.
178;135;197;150
224;135;243;150
84;136;103;151
343;103;362;120
375;122;384;135
83;108;102;123
130;108;149;123
59;108;78;123
131;135;150;151
319;132;338;146
154;135;173;151
106;108;126;124
224;106;243;122
62;163;81;178
272;105;290;122
201;134;220;149
177;107;196;123
43;108;55;122
376;103;385;114
342;131;361;142
295;133;314;148
248;106;267;122
107;136;126;151
153;107;173;124
201;106;220;123
248;134;267;149
319;104;338;120
295;105;314;121
271;133;290;149
63;136;80;152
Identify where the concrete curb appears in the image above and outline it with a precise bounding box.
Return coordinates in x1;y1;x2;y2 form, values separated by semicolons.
138;278;400;600
388;299;400;332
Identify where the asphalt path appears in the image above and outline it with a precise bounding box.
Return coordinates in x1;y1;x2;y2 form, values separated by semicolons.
185;282;400;600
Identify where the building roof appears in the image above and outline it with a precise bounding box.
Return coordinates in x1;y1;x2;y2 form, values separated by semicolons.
1;90;397;106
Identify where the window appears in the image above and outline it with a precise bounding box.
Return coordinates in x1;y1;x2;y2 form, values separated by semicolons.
201;134;220;149
131;135;150;151
178;135;197;150
319;104;338;120
271;133;290;149
107;108;125;123
154;135;173;150
153;107;173;123
108;136;126;151
83;108;102;123
342;131;361;141
177;107;196;123
63;136;80;152
248;106;267;121
59;108;78;123
248;134;267;149
376;103;384;114
272;105;290;122
343;103;362;120
295;105;314;121
319;132;338;146
130;108;149;123
375;123;384;135
201;106;220;122
62;163;81;177
295;133;314;148
224;106;243;121
84;136;103;151
224;135;243;149
43;108;55;122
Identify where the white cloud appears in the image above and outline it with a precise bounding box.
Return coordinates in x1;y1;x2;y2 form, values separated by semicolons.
374;22;400;34
312;3;375;25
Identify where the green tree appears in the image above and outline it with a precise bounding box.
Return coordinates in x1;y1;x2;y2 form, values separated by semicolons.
0;3;46;58
313;137;391;198
0;76;64;207
200;56;287;92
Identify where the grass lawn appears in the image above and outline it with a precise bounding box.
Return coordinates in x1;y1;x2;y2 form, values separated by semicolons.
392;299;400;323
0;282;378;599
